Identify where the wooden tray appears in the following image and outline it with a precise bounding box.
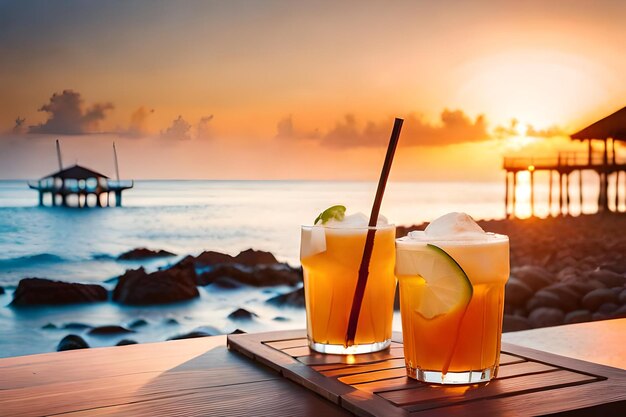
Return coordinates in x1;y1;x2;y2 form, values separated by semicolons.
227;330;626;417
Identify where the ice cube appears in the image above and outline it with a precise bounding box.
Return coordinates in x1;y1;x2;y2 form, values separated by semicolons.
325;212;388;227
424;212;484;237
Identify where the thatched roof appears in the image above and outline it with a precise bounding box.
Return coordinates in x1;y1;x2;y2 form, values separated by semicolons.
571;106;626;141
41;164;109;180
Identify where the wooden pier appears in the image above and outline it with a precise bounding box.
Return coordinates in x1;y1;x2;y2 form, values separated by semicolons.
504;106;626;218
28;165;134;208
28;141;134;208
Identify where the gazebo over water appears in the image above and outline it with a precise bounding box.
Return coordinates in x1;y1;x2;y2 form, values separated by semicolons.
28;141;134;208
503;106;626;217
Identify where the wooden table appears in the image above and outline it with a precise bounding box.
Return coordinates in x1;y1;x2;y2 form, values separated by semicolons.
0;319;624;417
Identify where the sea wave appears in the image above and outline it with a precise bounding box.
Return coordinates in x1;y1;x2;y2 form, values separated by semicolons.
92;253;117;261
0;253;66;269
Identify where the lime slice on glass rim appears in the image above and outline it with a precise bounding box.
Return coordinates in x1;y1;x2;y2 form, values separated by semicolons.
396;244;473;319
314;205;346;225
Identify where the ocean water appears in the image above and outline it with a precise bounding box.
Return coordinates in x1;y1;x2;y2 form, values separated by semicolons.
0;180;513;286
0;179;514;358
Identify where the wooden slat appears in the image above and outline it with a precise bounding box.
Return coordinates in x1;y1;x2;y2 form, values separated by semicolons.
0;337;225;391
297;346;405;366
314;352;523;375
334;361;557;388
498;353;525;365
282;345;316;357
496;361;556;379
351;376;418;394
0;348;280;417
408;379;626;417
56;379;354;417
264;338;309;350
227;332;299;373
340;368;407;385
340;389;410;417
321;358;407;378
381;370;598;411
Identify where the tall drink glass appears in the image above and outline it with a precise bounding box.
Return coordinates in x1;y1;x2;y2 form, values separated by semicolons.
301;224;396;354
396;226;509;384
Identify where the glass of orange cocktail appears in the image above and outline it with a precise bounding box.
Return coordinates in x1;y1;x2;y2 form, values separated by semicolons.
300;208;396;354
396;212;509;384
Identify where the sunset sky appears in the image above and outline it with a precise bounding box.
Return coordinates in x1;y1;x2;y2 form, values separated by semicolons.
1;0;625;180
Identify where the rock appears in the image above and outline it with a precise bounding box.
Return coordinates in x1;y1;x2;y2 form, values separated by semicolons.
198;264;301;287
526;291;563;311
273;316;290;322
619;288;626;305
599;261;626;274
597;302;619;315
581;288;618;311
564;310;592;324
118;248;176;260
57;334;89;351
42;322;57;330
88;325;135;335
229;329;246;334
556;266;580;282
505;278;533;307
587;269;626;288
113;267;199;305
266;287;305;308
539;284;580;311
608;304;626;319
503;315;531;332
504;304;515;315
234;249;279;266
0;286;4;295
566;282;598;296
168;331;213;341
104;276;119;284
592;312;607;321
227;308;258;320
211;277;244;289
116;339;138;346
171;251;234;272
194;251;236;266
62;323;92;331
10;278;107;306
510;266;554;291
128;319;148;329
528;307;565;328
164;318;179;325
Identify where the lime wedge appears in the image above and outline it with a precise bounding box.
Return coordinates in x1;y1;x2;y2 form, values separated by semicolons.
396;244;472;319
314;205;346;225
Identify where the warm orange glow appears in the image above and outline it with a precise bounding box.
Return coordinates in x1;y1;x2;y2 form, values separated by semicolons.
515;172;532;218
0;2;625;180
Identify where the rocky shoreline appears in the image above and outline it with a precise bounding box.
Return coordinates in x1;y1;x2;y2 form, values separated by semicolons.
4;213;625;352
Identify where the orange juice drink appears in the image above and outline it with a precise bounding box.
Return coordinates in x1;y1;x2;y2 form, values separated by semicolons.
301;220;396;354
396;213;509;384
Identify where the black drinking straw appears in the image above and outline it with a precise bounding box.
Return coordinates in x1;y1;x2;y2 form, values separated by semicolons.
345;117;403;347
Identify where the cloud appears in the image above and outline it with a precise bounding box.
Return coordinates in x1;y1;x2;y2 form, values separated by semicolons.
196;115;214;140
161;115;192;140
13;117;26;134
29;90;113;134
276;115;320;140
525;124;568;138
493;119;519;139
124;106;155;137
280;109;490;148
